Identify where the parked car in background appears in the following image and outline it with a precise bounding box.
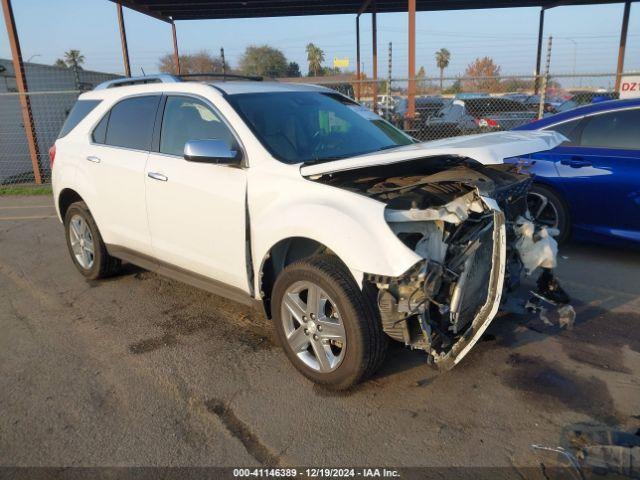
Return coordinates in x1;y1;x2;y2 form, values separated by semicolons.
503;94;563;114
554;90;620;115
512;98;640;246
414;97;536;141
392;96;449;136
455;92;487;100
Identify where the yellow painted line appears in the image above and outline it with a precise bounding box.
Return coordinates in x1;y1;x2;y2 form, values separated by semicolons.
0;205;53;209
0;215;57;221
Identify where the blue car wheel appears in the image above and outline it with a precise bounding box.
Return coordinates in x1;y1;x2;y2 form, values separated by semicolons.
527;184;571;244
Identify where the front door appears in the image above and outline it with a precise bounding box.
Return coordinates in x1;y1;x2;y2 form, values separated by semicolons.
145;95;249;292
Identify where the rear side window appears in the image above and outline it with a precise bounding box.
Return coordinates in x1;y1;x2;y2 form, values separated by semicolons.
579;109;640;150
58;100;101;138
100;95;160;150
548;118;582;145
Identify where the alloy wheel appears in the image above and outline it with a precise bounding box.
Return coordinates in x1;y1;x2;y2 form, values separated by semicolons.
527;191;559;229
280;280;346;373
69;214;95;269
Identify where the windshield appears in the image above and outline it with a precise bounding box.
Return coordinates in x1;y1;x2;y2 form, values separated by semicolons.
227;91;413;164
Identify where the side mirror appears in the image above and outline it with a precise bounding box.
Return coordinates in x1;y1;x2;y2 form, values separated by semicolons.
183;139;241;165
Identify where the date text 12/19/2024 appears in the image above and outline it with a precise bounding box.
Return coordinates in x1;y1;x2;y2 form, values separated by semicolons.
233;468;401;478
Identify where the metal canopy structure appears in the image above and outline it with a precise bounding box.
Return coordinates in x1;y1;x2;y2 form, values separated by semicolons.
111;0;634;117
114;0;631;21
1;0;635;184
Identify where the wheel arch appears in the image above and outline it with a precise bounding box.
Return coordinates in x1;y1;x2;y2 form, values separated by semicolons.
258;237;351;319
57;188;85;220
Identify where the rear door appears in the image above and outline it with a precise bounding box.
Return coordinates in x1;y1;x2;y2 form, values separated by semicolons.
553;107;640;241
86;95;161;254
145;94;249;292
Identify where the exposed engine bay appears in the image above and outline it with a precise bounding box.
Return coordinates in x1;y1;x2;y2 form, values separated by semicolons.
310;155;572;369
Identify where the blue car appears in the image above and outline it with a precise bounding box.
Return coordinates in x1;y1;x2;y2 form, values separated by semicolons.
510;98;640;247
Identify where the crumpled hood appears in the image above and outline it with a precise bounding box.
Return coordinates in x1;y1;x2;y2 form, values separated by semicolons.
301;130;565;177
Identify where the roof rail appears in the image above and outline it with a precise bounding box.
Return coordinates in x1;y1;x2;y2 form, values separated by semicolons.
94;74;181;90
178;72;263;82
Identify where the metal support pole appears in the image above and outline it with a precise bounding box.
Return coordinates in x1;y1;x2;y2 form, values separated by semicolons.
356;15;361;100
172;21;181;75
371;2;378;113
386;42;392;119
117;3;131;77
1;0;42;184
407;0;416;119
538;36;552;120
534;7;545;95
614;1;631;93
221;47;226;78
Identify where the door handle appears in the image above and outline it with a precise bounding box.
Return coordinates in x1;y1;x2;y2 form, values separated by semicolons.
147;172;168;182
86;155;101;163
560;157;592;168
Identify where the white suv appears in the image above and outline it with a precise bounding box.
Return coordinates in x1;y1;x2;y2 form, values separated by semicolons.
51;75;569;389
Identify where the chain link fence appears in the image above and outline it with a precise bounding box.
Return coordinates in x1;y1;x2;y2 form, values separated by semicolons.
0;62;628;185
315;72;623;142
0;59;120;185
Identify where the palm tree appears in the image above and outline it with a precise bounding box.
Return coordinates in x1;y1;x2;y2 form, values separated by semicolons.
306;43;325;77
435;48;451;91
63;49;85;69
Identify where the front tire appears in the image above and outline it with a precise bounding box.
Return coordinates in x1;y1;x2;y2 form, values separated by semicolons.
527;184;571;244
272;255;387;390
64;201;121;280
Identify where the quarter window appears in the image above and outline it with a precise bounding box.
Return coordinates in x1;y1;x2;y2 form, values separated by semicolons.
548;118;581;144
579;109;640;150
160;96;236;157
92;113;109;144
95;95;160;150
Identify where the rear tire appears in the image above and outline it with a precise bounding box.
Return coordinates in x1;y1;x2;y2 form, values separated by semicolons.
64;201;121;280
272;255;387;390
527;184;571;244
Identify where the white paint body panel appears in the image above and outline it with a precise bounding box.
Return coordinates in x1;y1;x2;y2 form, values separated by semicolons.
145;153;249;291
301;130;565;176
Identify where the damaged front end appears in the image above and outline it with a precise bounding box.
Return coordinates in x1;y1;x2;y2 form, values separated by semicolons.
312;156;572;369
371;190;506;369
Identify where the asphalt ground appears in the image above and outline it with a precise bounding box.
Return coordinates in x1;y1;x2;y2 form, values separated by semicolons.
1;195;639;475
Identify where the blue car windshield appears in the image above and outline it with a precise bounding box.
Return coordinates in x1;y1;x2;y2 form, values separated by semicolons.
227;91;413;164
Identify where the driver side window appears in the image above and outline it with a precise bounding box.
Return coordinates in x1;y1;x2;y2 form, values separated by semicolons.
160;96;235;157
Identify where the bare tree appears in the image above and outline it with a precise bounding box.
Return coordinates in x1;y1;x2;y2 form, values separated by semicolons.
463;56;501;93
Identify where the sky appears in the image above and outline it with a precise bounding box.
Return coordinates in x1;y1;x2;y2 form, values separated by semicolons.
1;0;638;85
